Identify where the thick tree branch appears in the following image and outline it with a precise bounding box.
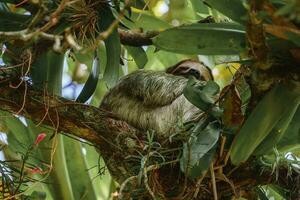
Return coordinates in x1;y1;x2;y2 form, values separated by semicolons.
0;77;136;149
118;29;159;46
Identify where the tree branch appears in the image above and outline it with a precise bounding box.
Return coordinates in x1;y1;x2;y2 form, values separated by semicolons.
0;76;136;148
118;29;159;46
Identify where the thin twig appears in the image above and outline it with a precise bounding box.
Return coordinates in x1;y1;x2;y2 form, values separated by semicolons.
210;163;218;200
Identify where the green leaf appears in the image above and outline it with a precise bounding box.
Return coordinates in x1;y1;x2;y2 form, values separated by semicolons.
0;2;8;11
83;144;114;200
27;191;47;200
230;83;300;165
125;46;148;69
64;137;98;200
202;0;247;24
277;106;300;151
186;145;217;179
190;0;209;15
256;187;269;200
153;23;246;55
121;10;171;31
254;99;300;155
26;121;75;200
31;49;75;200
0;10;31;31
184;78;220;117
5;116;32;150
285;31;300;47
31;50;64;95
180;122;220;178
76;54;100;103
98;5;121;88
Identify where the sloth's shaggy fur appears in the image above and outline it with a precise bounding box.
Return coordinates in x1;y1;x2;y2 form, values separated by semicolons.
100;70;202;136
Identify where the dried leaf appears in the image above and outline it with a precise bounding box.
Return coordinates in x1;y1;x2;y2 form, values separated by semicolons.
220;85;244;127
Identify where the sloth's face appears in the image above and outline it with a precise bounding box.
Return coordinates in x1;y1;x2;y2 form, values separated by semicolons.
166;59;213;81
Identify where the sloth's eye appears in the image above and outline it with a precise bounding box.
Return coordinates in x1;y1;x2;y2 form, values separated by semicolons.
187;68;201;80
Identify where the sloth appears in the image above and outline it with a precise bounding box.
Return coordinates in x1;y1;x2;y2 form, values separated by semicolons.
98;60;213;196
100;60;213;137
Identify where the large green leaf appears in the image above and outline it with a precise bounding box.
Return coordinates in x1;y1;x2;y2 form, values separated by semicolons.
31;49;75;200
254;100;300;155
184;78;222;118
83;144;114;200
64;137;98;200
277;106;300;151
202;0;247;24
153;23;246;55
26;121;75;200
230;83;300;165
31;50;64;95
98;5;121;88
180;122;220;178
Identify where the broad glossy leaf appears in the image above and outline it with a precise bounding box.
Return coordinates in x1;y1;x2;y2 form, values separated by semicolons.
31;50;64;95
231;83;300;165
277;106;300;151
125;46;148;69
184;78;220;116
31;50;75;200
153;23;246;55
180;122;220;178
254;99;299;155
64;137;98;200
98;5;121;88
202;0;247;24
186;145;217;179
83;144;114;200
26;121;74;200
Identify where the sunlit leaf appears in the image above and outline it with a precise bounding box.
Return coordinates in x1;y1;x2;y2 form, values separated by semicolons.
202;0;247;24
125;46;148;69
64;137;98;200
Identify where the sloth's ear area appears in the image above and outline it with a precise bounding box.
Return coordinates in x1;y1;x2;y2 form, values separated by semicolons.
166;59;213;81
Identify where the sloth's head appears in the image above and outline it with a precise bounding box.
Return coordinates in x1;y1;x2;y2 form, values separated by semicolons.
166;59;213;81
